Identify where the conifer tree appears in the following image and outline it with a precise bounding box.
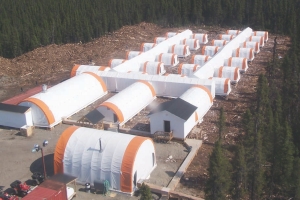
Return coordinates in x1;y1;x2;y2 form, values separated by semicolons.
232;144;247;199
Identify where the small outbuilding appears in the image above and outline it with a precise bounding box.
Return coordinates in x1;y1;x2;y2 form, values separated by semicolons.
155;53;179;67
54;126;156;195
224;57;248;72
190;55;211;66
108;59;127;68
211;40;228;47
125;51;143;60
219;34;235;41
213;66;240;84
71;65;110;77
154;37;167;44
232;48;255;61
240;41;260;54
252;31;268;42
201;46;220;56
168;44;190;58
0;103;32;128
180;39;200;50
140;61;166;75
178;64;200;77
247;36;264;47
190;33;208;44
140;43;157;52
226;30;241;36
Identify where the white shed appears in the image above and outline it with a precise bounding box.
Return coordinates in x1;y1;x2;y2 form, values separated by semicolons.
97;81;156;126
0;103;33;128
211;77;231;96
247;36;264;47
178;64;200;77
224;57;248;72
190;55;211;66
190;33;208;44
219;34;235;41
211;40;228;47
154;37;167;44
125;51;143;60
19;72;107;128
201;46;220;56
70;65;110;77
226;30;241;36
140;61;166;75
140;43;157;52
109;59;127;68
252;31;268;42
232;48;255;61
165;32;179;38
180;39;200;50
168;44;190;58
155;53;179;67
213;66;240;84
54;126;156;195
240;41;260;54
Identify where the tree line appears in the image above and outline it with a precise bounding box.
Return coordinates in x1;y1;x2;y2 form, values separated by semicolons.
0;0;299;58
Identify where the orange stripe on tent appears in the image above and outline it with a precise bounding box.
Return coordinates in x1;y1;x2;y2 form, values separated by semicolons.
228;57;233;66
154;37;158;43
156;63;161;74
218;66;223;78
219;34;222;40
100;102;124;122
158;53;163;62
234;67;239;80
223;40;227;46
255;42;259;52
171;54;175;65
138;81;156;97
108;59;113;67
201;46;206;55
211;40;215;45
194;39;197;48
122;59;126;63
183;38;186;45
193;85;213;103
23;97;55;125
125;51;130;60
230;35;233;40
265;32;268;41
226;30;229;34
249;49;253;60
183;45;187;55
254;31;257;36
236;30;239;35
243;42;246;48
140;43;145;52
164;73;169;76
195;112;198;122
214;46;219;54
70;64;80;77
205;55;209;62
120;137;153;193
171;45;176;53
260;37;263;46
152;43;156;48
143;61;149;73
224;79;230;93
191;55;195;64
178;64;183;74
54;126;80;174
236;48;240;57
242;58;247;70
192;34;195;39
99;66;107;71
193;65;198;72
203;34;207;43
84;72;107;92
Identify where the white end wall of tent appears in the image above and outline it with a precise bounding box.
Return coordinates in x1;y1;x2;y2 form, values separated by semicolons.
213;67;240;83
19;73;107;127
97;81;156;126
224;57;248;72
193;27;253;79
190;33;208;44
0;109;33;128
211;77;232;96
112;30;192;73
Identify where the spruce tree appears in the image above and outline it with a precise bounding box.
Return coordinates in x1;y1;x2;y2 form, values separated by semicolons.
232;144;247;199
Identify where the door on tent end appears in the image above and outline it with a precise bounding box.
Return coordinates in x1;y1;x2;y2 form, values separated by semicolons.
113;114;118;122
133;171;137;187
164;120;171;132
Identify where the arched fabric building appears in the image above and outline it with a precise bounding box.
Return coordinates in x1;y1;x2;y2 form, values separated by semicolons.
201;46;220;56
252;31;268;42
180;39;200;50
140;61;166;75
232;48;255;61
109;59;127;68
165;32;178;38
213;66;240;84
224;57;248;72
211;40;228;47
19;72;107;128
155;53;179;67
140;43;157;52
190;33;208;44
54;126;156;194
219;34;235;41
190;55;211;66
178;64;200;77
240;41;260;54
126;51;143;60
70;65;110;77
247;36;264;47
168;44;190;58
154;37;167;44
226;30;241;36
97;81;156;126
211;77;231;96
149;85;213;139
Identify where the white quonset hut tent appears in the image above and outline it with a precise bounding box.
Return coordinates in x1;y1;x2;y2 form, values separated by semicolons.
224;57;248;72
247;36;264;47
140;43;157;52
126;51;143;60
232;48;255;61
211;77;231;96
154;37;167;44
190;55;211;66
97;81;156;126
226;30;241;36
211;40;228;47
180;39;200;50
155;53;179;67
213;67;240;84
71;65;110;77
219;34;235;41
178;64;200;77
201;46;220;56
190;33;208;44
0;103;33;128
140;61;166;75
252;31;268;42
149;85;213;139
168;44;190;58
19;72;107;128
165;32;178;38
240;41;260;54
54;126;156;194
109;59;127;68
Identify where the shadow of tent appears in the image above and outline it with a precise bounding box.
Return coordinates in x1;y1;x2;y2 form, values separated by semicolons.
30;153;54;177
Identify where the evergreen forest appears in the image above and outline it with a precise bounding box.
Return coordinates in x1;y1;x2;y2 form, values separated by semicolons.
1;0;300;199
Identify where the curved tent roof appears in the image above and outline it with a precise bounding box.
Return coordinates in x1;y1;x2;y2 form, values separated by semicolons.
178;64;200;77
211;40;228;47
154;37;167;44
180;39;200;50
247;36;264;47
226;30;241;36
190;33;208;44
140;43;157;52
190;55;211;66
201;46;220;56
224;57;248;72
232;48;255;61
168;44;190;58
252;31;268;42
219;34;235;41
240;41;260;54
54;126;156;194
126;51;143;60
213;66;240;83
155;53;178;67
19;72;107;127
71;65;110;77
109;59;127;68
140;61;165;75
